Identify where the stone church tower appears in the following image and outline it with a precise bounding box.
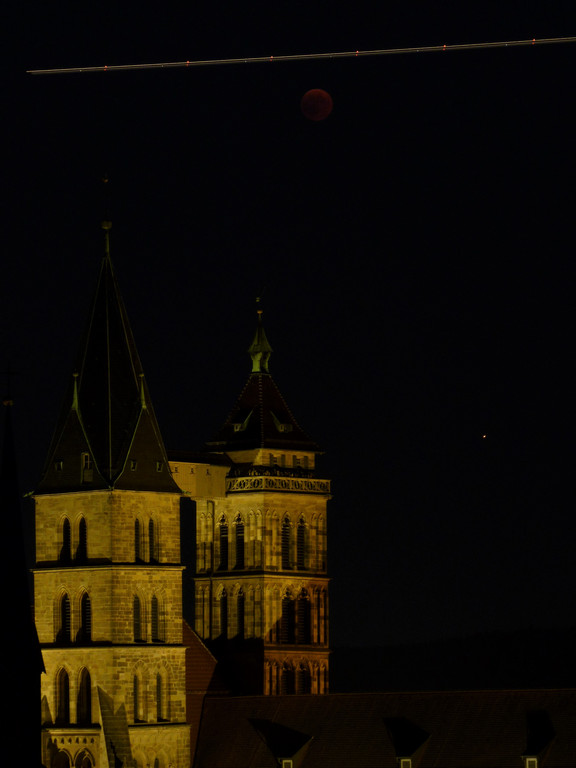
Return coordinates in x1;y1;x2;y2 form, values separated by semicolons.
171;307;331;695
33;224;190;768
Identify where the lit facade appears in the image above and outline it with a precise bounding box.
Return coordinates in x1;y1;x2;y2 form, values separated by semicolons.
171;312;331;695
33;227;190;768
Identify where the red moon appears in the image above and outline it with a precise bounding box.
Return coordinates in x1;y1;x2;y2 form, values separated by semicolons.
301;89;333;121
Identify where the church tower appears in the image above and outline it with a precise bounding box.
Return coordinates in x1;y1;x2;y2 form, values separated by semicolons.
33;224;190;768
171;306;331;695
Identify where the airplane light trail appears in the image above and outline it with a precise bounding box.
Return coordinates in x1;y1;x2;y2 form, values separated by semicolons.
26;35;576;75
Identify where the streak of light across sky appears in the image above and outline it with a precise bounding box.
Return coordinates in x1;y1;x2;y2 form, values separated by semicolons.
26;35;576;74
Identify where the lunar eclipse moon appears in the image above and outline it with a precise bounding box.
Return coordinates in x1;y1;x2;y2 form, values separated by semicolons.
301;88;333;121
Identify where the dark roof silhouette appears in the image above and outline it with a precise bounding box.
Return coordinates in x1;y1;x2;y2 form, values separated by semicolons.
194;689;576;767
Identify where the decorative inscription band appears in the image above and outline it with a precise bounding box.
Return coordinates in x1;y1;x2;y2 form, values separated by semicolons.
226;476;331;494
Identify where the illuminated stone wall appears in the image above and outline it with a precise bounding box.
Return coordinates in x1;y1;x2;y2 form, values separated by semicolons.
35;489;190;768
171;450;331;695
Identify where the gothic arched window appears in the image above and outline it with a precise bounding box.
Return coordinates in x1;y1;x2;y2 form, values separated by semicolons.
133;674;144;722
135;519;142;562
235;516;245;569
77;668;92;724
133;596;144;642
280;663;295;695
297;664;311;694
297;518;307;570
219;590;228;639
219;519;229;570
149;519;158;562
296;590;311;644
76;517;87;563
78;592;92;643
57;593;71;644
60;518;71;563
75;750;93;768
56;668;70;724
281;517;291;570
151;595;163;642
281;592;295;644
53;751;71;768
237;589;245;639
156;672;168;721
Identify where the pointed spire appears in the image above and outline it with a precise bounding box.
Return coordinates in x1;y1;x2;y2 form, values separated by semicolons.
36;223;179;494
208;304;320;452
248;297;272;374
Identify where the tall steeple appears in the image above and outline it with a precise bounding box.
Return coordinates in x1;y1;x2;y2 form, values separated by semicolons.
185;306;331;696
34;222;190;768
36;221;179;493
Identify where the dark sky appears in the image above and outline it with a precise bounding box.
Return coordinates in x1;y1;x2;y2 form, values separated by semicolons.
3;2;576;649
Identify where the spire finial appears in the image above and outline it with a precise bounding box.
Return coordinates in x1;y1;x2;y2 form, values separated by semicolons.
71;372;79;411
101;173;112;258
101;219;112;258
248;297;272;373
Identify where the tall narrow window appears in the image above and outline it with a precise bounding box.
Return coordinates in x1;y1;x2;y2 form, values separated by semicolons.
296;590;311;644
281;593;295;644
219;519;229;570
235;517;245;569
133;596;143;642
78;593;92;643
151;595;162;642
58;593;71;644
297;665;311;694
156;672;167;721
77;668;92;724
219;590;228;639
280;664;295;695
281;517;291;570
135;519;142;562
76;517;87;563
297;518;306;570
56;668;70;724
237;590;245;639
60;519;71;563
149;519;157;562
133;675;143;722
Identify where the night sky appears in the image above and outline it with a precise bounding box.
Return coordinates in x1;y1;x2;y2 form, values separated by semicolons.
3;2;576;652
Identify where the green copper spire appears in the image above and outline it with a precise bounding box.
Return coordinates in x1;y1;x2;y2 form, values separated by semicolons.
207;302;320;452
248;299;272;373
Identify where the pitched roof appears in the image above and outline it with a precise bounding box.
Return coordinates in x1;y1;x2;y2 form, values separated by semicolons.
183;620;228;695
194;689;576;768
207;312;320;453
183;621;230;767
36;225;179;494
